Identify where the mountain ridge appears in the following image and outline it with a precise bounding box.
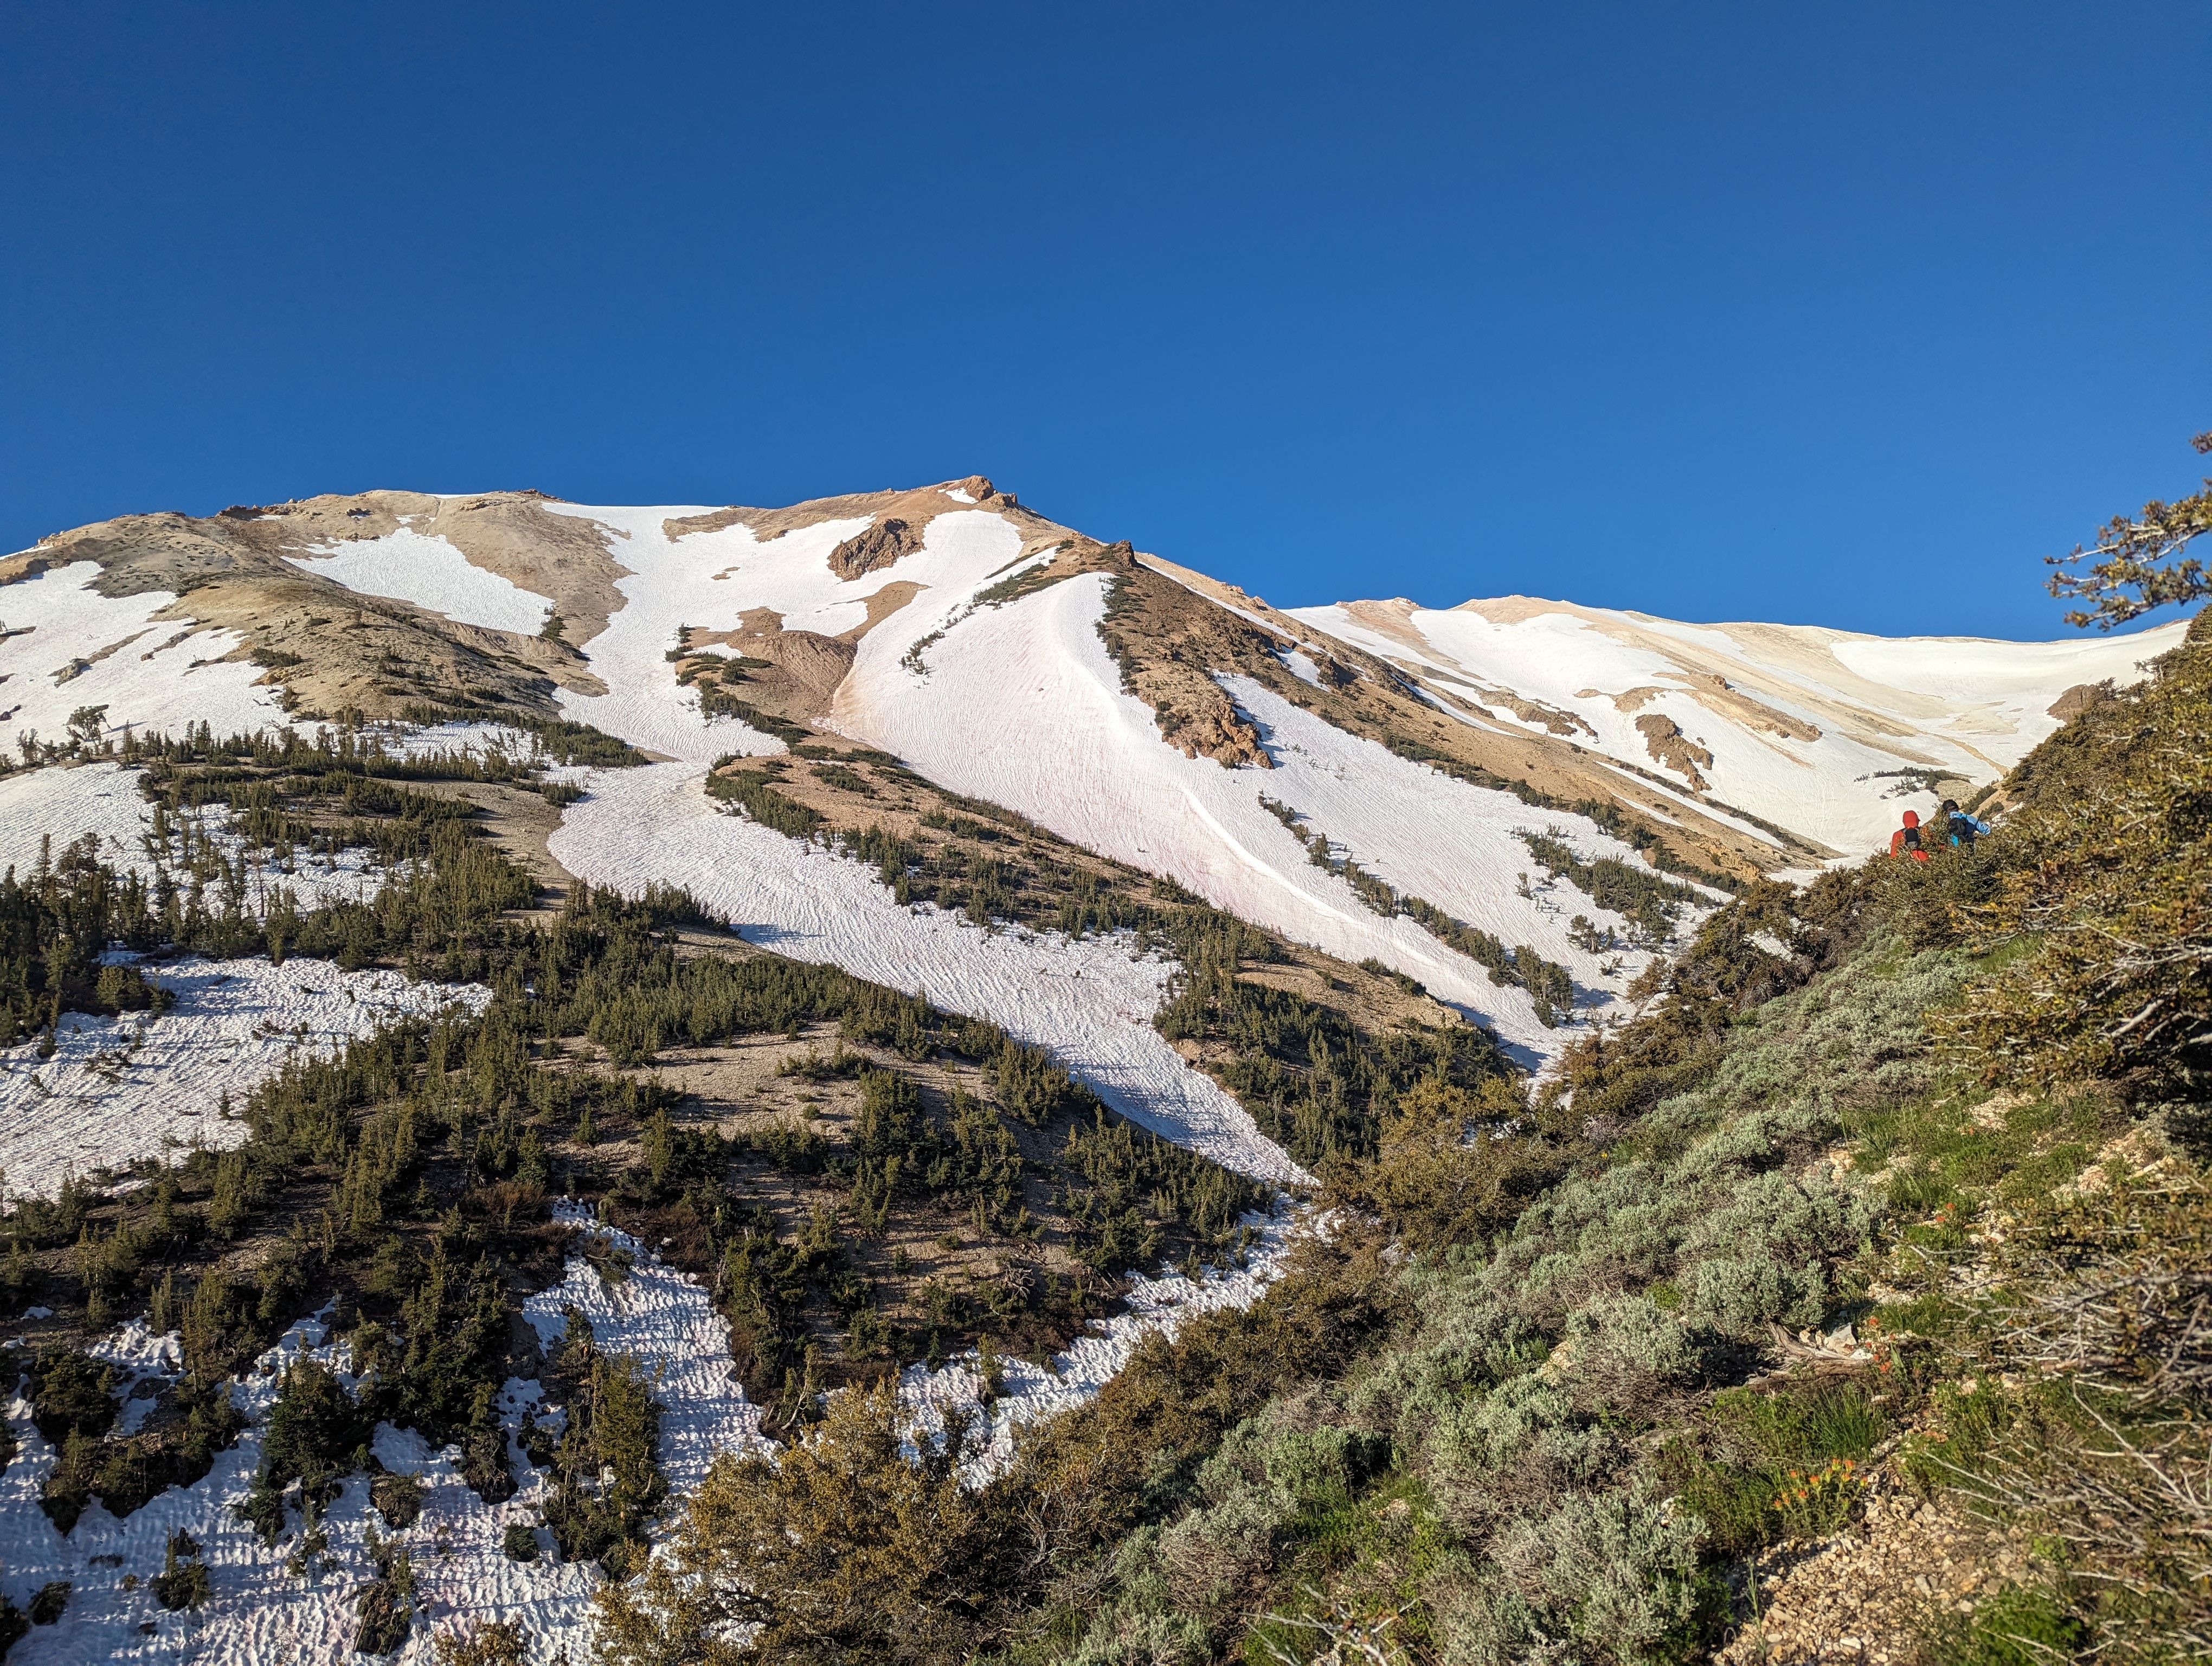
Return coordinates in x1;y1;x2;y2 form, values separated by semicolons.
4;477;2176;1059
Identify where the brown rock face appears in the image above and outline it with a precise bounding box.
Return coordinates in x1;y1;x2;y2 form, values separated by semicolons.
2047;680;2115;721
827;518;921;581
1635;713;1714;790
1166;705;1272;768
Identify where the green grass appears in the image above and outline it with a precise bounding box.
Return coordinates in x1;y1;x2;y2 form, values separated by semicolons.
1929;1585;2087;1666
1662;1380;1891;1555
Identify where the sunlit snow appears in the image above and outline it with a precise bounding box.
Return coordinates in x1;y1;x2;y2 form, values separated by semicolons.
523;1203;770;1492
0;1310;598;1664
549;764;1304;1185
901;1201;1315;1479
0;562;285;746
284;528;555;636
1296;599;2189;857
836;566;1640;1053
0;959;491;1201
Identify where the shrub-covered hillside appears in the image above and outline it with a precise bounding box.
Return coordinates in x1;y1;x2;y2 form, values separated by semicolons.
596;612;2212;1665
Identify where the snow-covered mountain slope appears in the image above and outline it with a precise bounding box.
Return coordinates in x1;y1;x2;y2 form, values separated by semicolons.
18;477;2164;1065
1291;595;2183;860
0;560;286;744
510;498;1643;1052
0;477;2181;1661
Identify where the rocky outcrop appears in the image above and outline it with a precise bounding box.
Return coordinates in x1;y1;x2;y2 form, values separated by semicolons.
2047;680;2115;721
1717;1470;2034;1666
1636;712;1714;789
827;518;921;581
1680;670;1824;741
663;476;1056;552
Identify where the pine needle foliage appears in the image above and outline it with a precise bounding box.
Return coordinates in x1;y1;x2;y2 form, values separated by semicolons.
1940;610;2212;1124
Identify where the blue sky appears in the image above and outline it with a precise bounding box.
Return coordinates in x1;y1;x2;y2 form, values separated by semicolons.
3;3;2204;639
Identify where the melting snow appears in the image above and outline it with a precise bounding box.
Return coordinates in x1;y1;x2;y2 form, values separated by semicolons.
836;567;1650;1055
0;761;390;912
522;1203;769;1493
1276;645;1324;688
901;1202;1315;1479
0;959;491;1201
1295;599;2189;858
548;764;1304;1186
0;561;285;746
0;762;164;879
0;1310;599;1664
535;501;1038;764
284;529;555;636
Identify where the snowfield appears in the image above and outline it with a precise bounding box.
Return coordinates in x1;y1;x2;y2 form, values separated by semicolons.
522;502;1652;1059
549;763;1305;1186
0;959;491;1201
838;565;1659;1052
0;1311;601;1665
0;561;286;747
284;527;556;636
1293;597;2188;858
0;762;164;879
523;1202;770;1493
0;761;386;912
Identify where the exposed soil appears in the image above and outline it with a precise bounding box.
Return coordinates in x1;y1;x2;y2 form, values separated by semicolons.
661;476;1073;555
2;491;622;724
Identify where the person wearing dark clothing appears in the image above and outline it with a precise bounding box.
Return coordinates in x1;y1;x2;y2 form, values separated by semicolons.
1938;798;1991;848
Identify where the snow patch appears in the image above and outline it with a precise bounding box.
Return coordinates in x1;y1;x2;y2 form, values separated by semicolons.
522;1203;769;1493
0;760;387;909
901;1202;1315;1478
285;529;555;636
0;561;285;745
1276;646;1324;688
0;960;491;1201
0;1309;600;1665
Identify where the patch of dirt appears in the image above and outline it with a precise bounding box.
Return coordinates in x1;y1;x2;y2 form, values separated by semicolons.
589;1022;1111;1364
848;579;926;639
1589;677;1821;746
3;492;615;723
416;778;580;898
406;491;631;651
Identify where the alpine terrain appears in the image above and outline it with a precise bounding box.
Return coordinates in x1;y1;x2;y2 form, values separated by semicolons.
0;475;2199;1666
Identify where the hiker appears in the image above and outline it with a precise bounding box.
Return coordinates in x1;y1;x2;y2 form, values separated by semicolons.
1939;798;1991;849
1888;809;1931;861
